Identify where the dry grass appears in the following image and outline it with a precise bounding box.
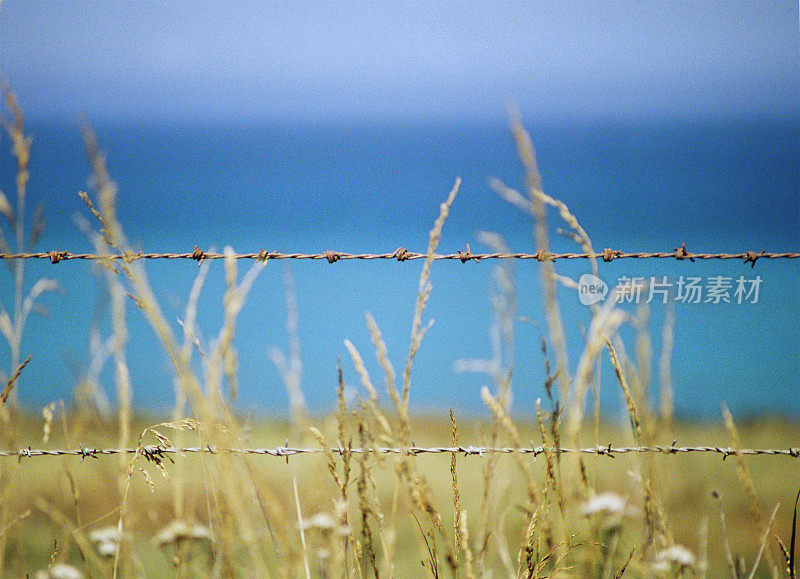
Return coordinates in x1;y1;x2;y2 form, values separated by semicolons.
1;413;797;577
0;89;797;577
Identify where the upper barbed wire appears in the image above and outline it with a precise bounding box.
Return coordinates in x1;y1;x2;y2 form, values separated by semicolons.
0;245;797;266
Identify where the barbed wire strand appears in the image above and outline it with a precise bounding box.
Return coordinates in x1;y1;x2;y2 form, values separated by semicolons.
1;246;798;266
3;444;799;462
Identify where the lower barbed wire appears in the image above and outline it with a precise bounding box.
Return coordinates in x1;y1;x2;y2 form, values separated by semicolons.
1;444;798;460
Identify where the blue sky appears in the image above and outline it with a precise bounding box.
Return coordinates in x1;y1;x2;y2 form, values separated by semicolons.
0;2;798;124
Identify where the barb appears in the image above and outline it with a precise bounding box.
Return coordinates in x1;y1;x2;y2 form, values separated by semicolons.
2;444;799;460
0;246;797;266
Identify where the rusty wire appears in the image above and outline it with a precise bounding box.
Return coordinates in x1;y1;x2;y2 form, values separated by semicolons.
0;245;797;266
2;444;799;462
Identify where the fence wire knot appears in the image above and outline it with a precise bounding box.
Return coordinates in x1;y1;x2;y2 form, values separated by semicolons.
719;447;735;460
392;247;410;261
257;249;270;263
602;248;617;262
78;446;98;460
191;245;206;263
142;445;174;466
597;444;615;458
673;242;694;262
324;250;340;264
458;244;474;263
744;250;765;268
535;249;551;262
48;250;64;264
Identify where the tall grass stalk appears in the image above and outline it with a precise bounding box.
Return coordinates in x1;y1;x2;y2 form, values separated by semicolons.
453;230;517;407
0;90;59;574
270;268;308;437
402;178;460;412
0;91;59;405
658;299;676;434
80;126;282;577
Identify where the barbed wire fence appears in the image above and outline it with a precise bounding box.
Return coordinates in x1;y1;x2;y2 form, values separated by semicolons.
1;243;798;463
2;444;800;462
2;245;799;265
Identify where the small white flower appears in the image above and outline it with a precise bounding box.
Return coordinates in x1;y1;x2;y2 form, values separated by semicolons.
581;492;634;531
582;492;627;517
652;544;696;571
155;520;213;547
298;512;350;535
89;526;122;558
301;513;338;531
88;526;121;545
35;563;84;579
97;540;118;557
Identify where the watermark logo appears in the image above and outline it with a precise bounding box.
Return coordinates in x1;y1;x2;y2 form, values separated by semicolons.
577;275;762;306
578;273;608;305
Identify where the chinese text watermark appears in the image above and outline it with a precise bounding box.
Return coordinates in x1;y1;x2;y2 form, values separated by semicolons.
578;274;762;306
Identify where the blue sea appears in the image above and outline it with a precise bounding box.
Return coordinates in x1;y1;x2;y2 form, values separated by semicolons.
1;116;798;419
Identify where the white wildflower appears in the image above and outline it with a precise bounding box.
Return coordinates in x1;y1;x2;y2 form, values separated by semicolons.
155;520;213;547
582;492;627;517
88;526;121;545
96;540;118;558
89;526;121;558
581;492;632;531
298;511;350;535
652;544;696;572
34;563;84;579
299;512;337;531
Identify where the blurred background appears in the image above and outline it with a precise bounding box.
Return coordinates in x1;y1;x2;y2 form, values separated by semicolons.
0;1;797;418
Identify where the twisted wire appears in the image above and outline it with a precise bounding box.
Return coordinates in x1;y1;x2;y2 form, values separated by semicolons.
1;246;796;267
3;444;799;461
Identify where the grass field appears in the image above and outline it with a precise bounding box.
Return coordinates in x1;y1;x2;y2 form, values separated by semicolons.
1;89;797;577
1;412;798;576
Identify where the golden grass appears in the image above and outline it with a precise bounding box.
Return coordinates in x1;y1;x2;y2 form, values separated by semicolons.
0;413;797;576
